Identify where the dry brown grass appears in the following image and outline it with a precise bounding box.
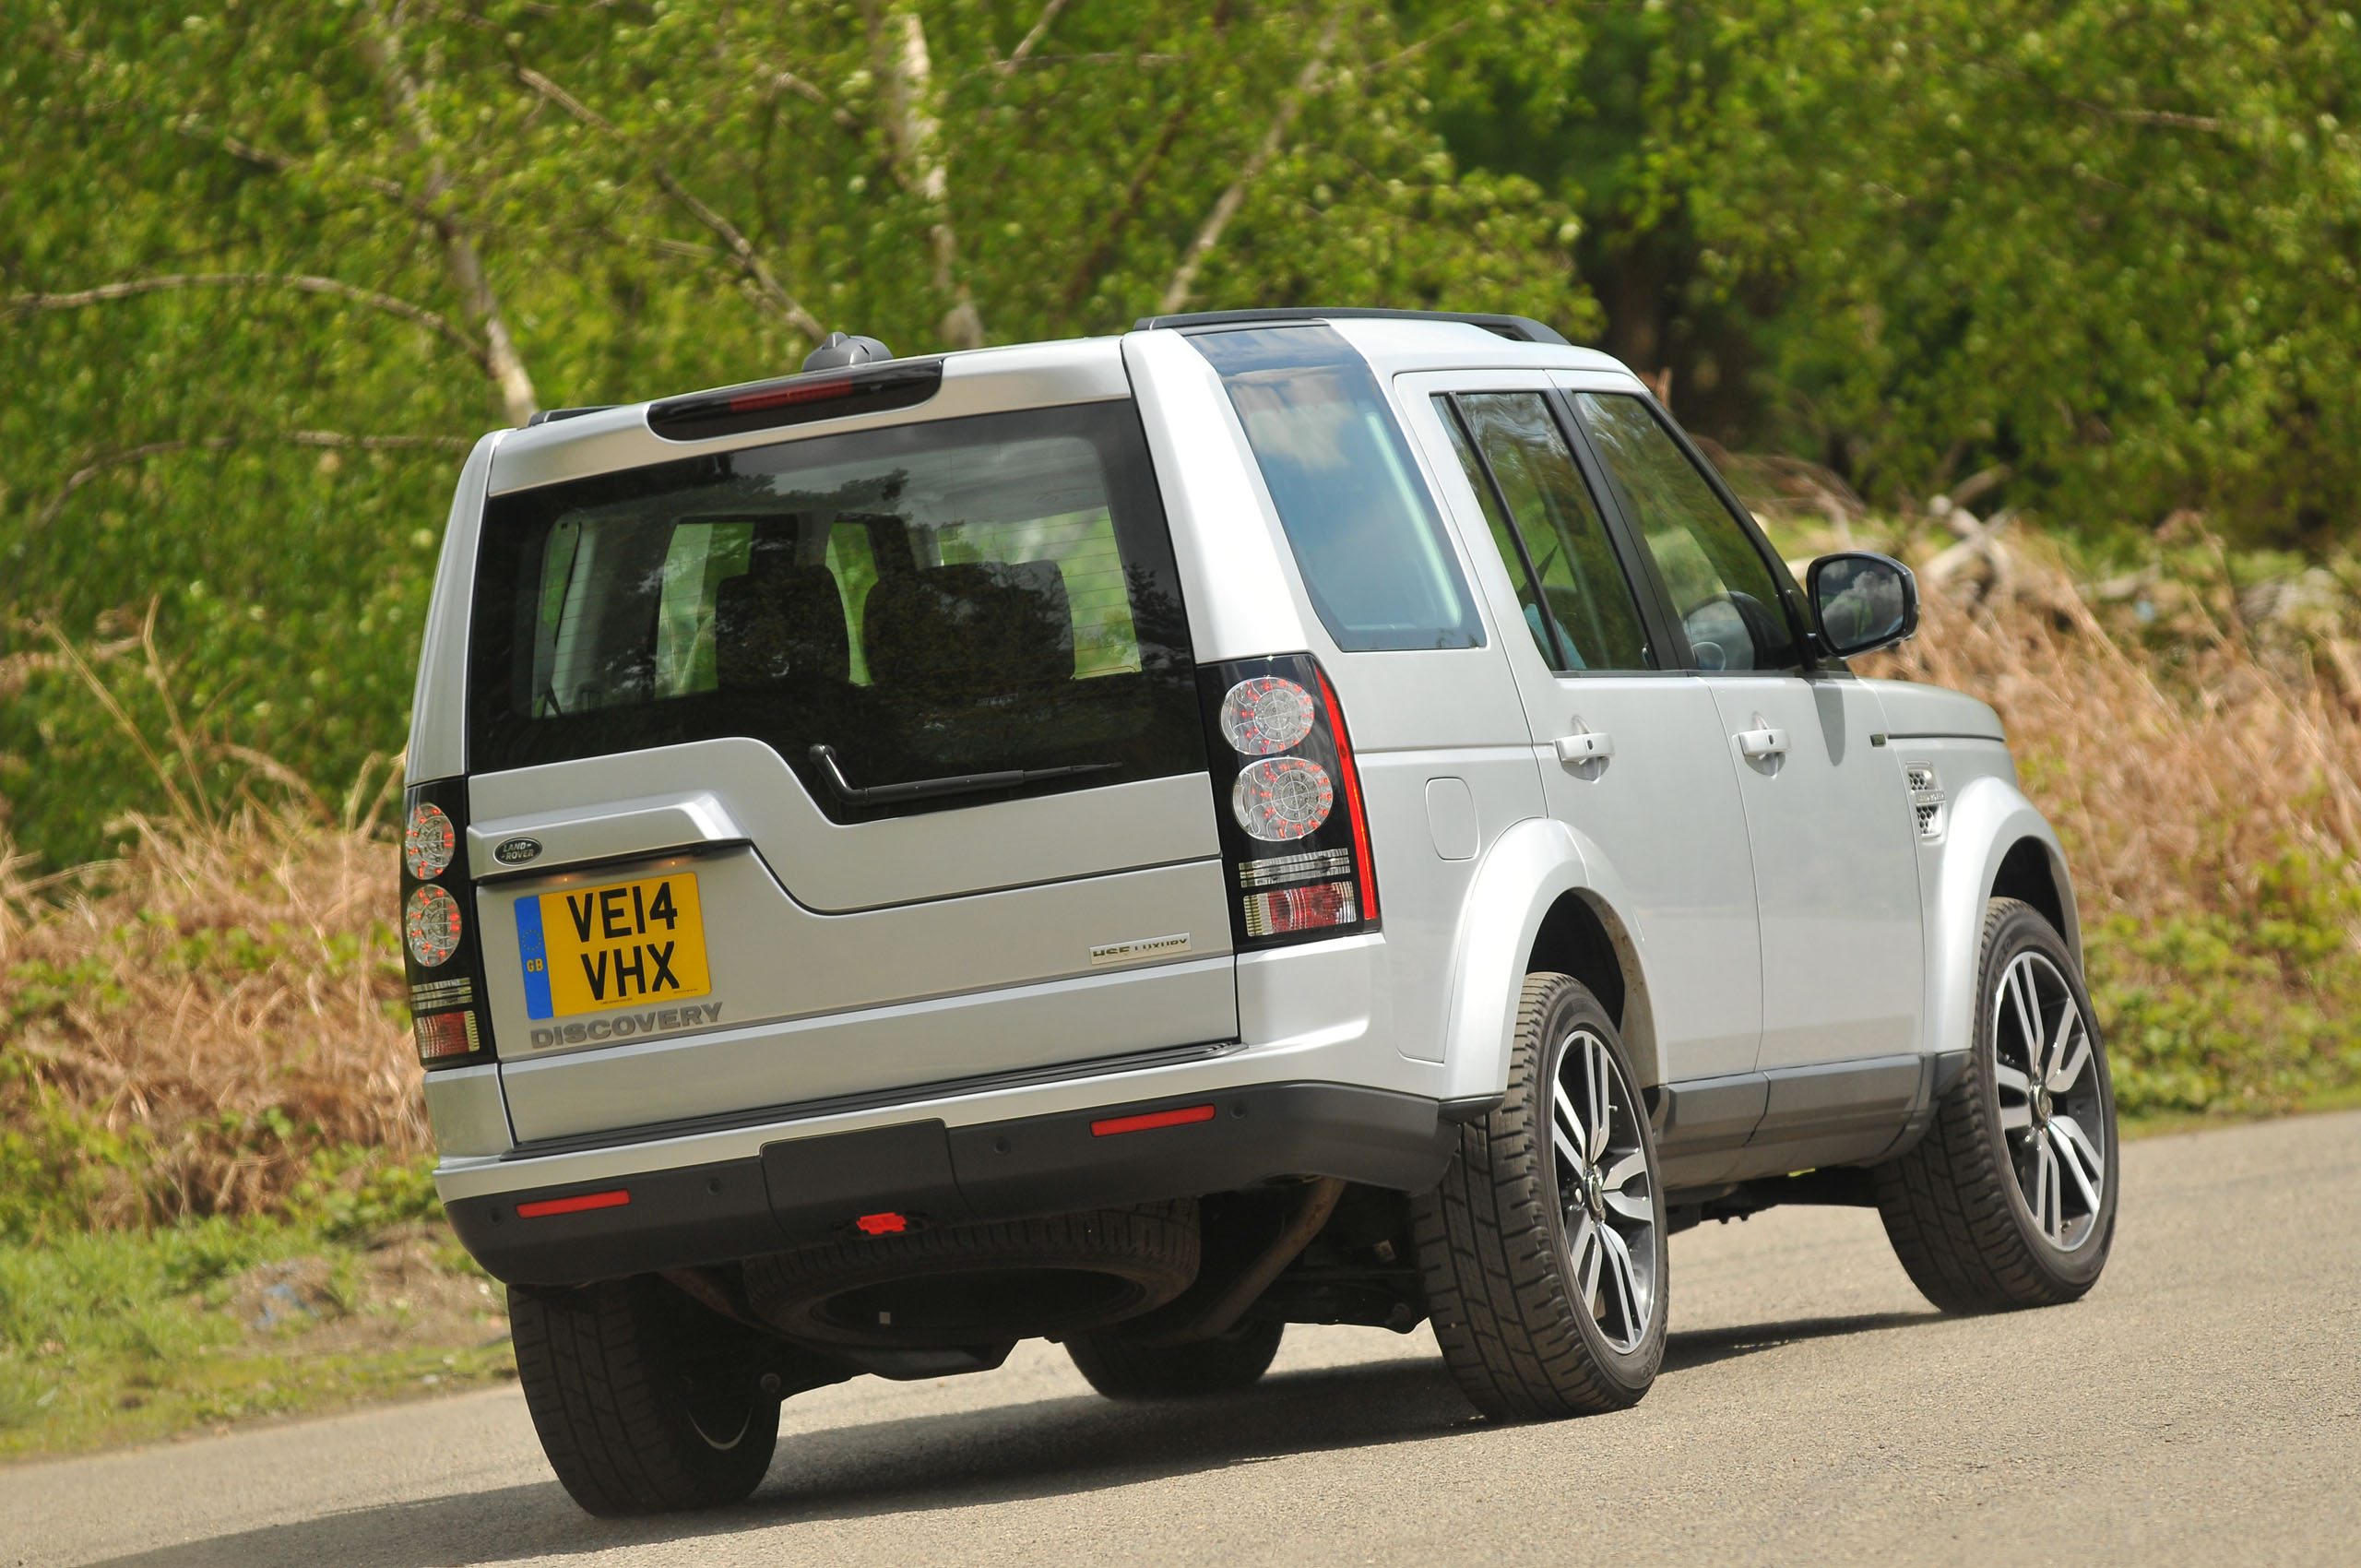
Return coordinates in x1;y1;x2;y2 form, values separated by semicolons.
0;805;421;1229
1789;505;2361;1113
4;514;2358;1231
1860;535;2361;920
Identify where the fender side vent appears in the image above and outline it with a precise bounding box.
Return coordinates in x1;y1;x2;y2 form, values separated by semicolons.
1905;762;1947;842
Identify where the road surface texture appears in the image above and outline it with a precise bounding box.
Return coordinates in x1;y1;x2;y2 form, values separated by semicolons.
9;1111;2357;1568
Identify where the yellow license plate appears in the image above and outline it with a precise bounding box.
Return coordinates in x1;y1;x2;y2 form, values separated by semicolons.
515;872;712;1020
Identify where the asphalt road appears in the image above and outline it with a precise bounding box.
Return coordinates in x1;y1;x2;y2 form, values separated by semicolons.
10;1111;2358;1568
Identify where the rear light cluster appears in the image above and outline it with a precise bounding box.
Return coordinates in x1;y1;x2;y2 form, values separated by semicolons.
1198;654;1379;950
646;358;943;442
400;778;497;1068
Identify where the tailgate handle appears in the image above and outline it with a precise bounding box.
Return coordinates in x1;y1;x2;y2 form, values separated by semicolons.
467;791;745;879
810;744;1118;806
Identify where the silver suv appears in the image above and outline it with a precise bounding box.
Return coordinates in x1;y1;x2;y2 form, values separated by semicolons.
401;309;2118;1515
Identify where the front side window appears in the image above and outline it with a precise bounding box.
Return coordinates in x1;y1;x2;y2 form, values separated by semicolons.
1193;326;1485;652
1442;392;1653;673
469;401;1203;820
1571;393;1799;672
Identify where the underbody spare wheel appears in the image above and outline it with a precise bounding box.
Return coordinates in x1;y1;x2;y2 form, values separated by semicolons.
742;1201;1200;1348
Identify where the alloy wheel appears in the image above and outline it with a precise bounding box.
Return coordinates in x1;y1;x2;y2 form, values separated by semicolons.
1548;1028;1658;1352
1992;950;2107;1251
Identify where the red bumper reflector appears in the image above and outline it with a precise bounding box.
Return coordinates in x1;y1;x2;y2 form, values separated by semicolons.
854;1212;909;1236
516;1189;631;1219
1091;1103;1217;1137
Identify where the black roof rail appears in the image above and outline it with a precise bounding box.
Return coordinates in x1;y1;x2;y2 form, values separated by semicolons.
1130;306;1571;346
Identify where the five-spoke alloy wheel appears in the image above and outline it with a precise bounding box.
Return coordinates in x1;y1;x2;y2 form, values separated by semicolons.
1415;971;1668;1419
1878;898;2121;1312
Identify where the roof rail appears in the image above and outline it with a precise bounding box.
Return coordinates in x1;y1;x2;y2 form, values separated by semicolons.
1130;306;1571;346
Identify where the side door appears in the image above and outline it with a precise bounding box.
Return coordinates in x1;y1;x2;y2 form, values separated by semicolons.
1561;386;1926;1146
1397;374;1766;1168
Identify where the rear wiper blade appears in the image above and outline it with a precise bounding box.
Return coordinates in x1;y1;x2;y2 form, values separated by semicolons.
809;744;1119;805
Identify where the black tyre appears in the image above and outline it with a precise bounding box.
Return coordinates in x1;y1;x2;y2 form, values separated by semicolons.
1412;972;1667;1420
1877;897;2120;1312
1065;1316;1285;1399
509;1276;780;1517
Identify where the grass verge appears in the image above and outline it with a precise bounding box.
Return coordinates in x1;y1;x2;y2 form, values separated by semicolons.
0;1209;514;1463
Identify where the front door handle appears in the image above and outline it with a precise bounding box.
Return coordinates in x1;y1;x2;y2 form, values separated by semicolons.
1555;731;1615;765
1736;726;1790;760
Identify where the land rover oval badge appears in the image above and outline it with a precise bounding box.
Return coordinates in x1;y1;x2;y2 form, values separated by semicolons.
493;836;543;866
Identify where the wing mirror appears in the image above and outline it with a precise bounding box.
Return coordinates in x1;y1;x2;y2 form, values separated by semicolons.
1806;551;1919;659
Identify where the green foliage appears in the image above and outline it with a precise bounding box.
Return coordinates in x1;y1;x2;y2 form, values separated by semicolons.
285;1152;445;1244
1645;0;2361;545
0;1057;149;1244
2087;848;2361;1117
1412;2;2361;551
2;0;1586;863
0;1207;510;1456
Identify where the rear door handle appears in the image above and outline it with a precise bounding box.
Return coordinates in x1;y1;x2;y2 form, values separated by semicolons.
1554;731;1615;765
1736;727;1790;760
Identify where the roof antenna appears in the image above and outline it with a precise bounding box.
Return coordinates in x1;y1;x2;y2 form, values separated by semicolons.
802;331;895;372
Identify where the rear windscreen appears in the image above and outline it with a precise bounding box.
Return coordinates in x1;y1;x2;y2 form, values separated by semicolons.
467;400;1204;820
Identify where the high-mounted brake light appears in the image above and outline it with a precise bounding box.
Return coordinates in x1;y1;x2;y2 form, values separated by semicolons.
647;359;944;443
728;377;854;413
1198;654;1380;949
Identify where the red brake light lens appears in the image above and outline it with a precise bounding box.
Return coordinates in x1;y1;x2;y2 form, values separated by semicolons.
647;360;943;442
1314;667;1378;922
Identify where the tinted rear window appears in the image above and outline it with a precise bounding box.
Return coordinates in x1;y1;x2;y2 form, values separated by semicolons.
1192;325;1485;652
468;401;1204;819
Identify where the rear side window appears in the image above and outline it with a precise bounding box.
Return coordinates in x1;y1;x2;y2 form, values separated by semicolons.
468;401;1204;819
1192;326;1484;652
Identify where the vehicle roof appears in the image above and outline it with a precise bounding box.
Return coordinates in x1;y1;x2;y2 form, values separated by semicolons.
481;316;1634;497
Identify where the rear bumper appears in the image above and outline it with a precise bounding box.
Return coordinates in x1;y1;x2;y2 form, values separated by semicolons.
445;1081;1457;1286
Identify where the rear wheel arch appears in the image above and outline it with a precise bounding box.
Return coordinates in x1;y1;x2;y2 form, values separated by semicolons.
1442;817;1663;1104
1526;891;1658;1089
